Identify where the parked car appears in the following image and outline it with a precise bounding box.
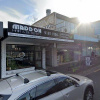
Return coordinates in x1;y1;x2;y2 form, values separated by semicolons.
0;69;94;100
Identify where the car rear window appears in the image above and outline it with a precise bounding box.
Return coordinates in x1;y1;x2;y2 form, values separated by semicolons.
0;95;3;100
69;76;80;81
0;95;11;100
35;80;57;99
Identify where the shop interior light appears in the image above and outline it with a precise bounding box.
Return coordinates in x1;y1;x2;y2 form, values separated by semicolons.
63;50;67;51
12;45;15;48
88;47;93;50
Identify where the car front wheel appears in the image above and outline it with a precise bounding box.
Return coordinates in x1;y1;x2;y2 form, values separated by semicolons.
84;88;93;100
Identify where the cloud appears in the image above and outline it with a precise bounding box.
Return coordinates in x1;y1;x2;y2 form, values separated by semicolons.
22;0;36;8
1;0;100;28
0;0;43;27
0;7;37;27
24;0;82;20
0;10;20;28
29;0;100;23
22;0;48;19
5;7;24;18
0;0;83;27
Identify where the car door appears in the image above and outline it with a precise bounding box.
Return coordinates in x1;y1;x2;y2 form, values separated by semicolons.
35;79;64;100
55;77;83;100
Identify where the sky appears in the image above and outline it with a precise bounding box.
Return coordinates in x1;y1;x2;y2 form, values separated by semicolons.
0;0;100;27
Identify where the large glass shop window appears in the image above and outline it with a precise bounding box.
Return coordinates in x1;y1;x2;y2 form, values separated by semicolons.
6;44;42;71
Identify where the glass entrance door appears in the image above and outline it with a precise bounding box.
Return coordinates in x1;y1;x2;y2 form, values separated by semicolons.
35;46;42;69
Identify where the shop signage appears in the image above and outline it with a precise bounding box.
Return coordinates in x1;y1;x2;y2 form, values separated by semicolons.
0;22;3;38
57;44;79;49
8;22;74;40
85;57;91;66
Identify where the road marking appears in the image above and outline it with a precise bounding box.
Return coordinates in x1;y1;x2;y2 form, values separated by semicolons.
94;69;100;73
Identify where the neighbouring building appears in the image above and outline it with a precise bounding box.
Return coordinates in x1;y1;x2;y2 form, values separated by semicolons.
32;11;100;66
92;21;100;40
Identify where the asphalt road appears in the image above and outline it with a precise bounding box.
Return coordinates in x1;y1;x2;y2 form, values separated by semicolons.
87;69;100;100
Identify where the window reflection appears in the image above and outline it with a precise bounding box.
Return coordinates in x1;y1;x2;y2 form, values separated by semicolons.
6;44;35;71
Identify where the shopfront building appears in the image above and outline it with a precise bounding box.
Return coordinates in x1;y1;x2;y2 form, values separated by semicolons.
0;21;74;78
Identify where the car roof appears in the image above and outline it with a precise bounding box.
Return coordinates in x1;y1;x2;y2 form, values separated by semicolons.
0;80;12;95
6;70;64;94
0;70;66;95
6;70;48;88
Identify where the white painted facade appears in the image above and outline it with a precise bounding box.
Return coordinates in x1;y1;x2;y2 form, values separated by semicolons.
1;39;36;78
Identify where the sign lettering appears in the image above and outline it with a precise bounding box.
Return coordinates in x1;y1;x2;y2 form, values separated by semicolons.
8;22;73;40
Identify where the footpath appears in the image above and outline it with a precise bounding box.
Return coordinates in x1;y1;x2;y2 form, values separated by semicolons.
47;57;100;76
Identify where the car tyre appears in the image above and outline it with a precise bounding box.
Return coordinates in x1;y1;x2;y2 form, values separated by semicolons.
84;88;93;100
